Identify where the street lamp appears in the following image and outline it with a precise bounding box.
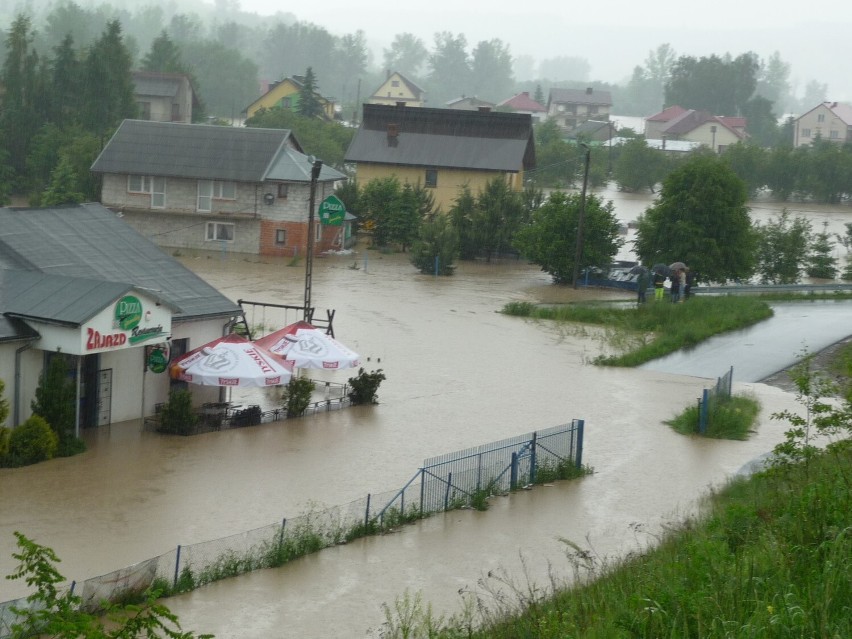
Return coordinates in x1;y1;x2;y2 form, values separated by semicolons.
572;143;591;289
303;158;323;321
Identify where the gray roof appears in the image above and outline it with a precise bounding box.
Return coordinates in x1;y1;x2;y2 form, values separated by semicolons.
133;72;181;98
0;203;241;324
548;88;613;106
0;314;39;343
345;104;535;172
91;120;343;184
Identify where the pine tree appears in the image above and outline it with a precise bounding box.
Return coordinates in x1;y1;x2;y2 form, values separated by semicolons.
297;67;325;119
80;20;137;135
806;221;838;279
141;30;185;73
41;154;85;206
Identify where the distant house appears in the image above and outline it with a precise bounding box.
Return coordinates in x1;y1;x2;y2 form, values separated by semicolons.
793;101;852;147
498;92;547;122
367;71;426;108
444;96;496;111
344;103;535;211
571;119;616;143
244;76;336;121
645;106;747;152
90;120;349;257
132;71;198;123
546;87;612;133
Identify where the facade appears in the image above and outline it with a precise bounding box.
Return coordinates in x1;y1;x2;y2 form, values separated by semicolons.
0;203;243;431
645;107;747;152
90;120;349;257
244;76;336;121
498;92;547;122
344;103;535;211
546;87;612;133
793;101;852;147
132;71;197;123
367;71;426;107
444;96;496;111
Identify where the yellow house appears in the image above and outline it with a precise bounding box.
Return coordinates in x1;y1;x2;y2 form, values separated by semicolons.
244;76;336;120
367;71;426;107
344;103;535;211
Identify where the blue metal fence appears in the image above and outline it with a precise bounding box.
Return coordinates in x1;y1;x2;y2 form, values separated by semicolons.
698;366;734;434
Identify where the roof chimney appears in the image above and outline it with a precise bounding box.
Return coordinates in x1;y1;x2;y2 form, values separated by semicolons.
586;87;593;95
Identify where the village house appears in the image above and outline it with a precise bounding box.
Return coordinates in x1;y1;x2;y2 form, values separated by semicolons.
645;106;747;152
546;87;612;134
243;76;336;121
132;71;199;124
344;103;535;211
793;101;852;147
498;91;547;123
90;120;351;258
367;71;426;108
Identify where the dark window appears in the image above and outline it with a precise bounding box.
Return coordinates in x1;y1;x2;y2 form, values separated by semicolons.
425;169;438;188
275;229;286;245
277;183;289;198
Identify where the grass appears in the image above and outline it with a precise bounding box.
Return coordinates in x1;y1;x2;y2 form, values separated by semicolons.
503;296;774;366
667;393;761;440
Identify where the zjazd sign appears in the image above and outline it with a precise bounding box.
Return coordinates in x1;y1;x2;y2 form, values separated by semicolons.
85;295;170;352
318;195;346;226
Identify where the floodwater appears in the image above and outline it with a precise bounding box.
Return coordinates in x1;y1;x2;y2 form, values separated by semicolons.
1;188;849;637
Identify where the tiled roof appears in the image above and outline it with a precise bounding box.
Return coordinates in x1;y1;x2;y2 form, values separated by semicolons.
646;105;688;122
827;101;852;124
498;92;546;112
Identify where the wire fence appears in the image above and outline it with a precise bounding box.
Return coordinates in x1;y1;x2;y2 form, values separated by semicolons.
698;366;734;434
0;420;585;636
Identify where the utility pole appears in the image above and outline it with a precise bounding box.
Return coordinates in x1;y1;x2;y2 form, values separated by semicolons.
303;158;323;321
572;143;591;289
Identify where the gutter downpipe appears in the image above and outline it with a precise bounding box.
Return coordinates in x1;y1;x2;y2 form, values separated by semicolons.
14;339;38;427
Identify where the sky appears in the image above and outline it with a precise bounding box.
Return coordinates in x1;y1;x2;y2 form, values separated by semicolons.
234;0;852;101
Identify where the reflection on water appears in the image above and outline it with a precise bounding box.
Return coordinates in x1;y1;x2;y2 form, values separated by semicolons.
1;186;844;635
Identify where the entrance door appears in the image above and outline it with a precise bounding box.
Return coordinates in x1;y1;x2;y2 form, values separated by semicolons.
96;369;112;426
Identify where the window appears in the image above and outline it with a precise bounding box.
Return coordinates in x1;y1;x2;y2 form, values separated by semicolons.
138;102;151;120
214;181;236;199
171;103;181;121
391;80;400;87
425;169;437;188
275;229;287;245
128;175;166;208
206;222;234;242
802;128;811;138
197;180;236;211
817;113;825;122
830;130;840;139
277;183;289;198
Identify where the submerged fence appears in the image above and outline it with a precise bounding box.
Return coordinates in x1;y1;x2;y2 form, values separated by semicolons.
0;420;584;636
698;366;734;434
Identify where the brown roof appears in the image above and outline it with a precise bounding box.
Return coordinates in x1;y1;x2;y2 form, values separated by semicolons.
646;105;688;122
499;92;546;112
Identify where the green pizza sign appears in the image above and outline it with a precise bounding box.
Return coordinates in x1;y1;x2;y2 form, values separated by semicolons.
318;195;346;226
114;295;143;330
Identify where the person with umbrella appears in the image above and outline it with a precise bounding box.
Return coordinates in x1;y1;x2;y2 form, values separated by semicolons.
630;265;649;303
652;264;669;301
669;262;687;303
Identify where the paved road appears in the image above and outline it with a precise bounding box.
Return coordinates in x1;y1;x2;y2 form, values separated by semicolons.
639;301;852;382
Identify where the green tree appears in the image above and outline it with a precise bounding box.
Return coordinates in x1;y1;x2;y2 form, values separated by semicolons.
529;119;577;188
447;184;478;260
613;138;667;193
181;39;257;120
514;191;623;284
245;108;353;168
469;38;514;103
764;145;800;201
665;53;758;116
470;177;527;261
753;210;812;284
8;532;212;638
798;138;852;203
740;95;779;147
755;51;792;113
411;213;459;276
47;34;82;128
634;156;756;283
41;154;85;205
721;142;766;196
360;176;402;247
0;147;16;205
837;223;852;281
141;30;184;73
297;67;325;119
382;33;428;79
806;221;838;279
0;378;9;426
426;32;471;106
392;182;433;251
31;353;84;457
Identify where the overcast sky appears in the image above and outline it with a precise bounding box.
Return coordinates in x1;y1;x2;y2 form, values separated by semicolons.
236;0;852;101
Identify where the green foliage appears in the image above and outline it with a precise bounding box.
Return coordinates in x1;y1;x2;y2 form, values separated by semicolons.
667;394;761;440
6;415;58;466
754;209;812;284
665;52;759;116
612;137;668;193
282;376;316;417
246;107;354;168
7;532;212;638
410;213;459;275
31;353;84;457
837;223;852;281
0;377;9;427
533;459;591;484
514;191;624;284
634;155;757;283
806;221;838;279
721;141;767;196
158;389;198;436
359;176;432;250
347;368;386;405
0;426;10;459
296;66;325;119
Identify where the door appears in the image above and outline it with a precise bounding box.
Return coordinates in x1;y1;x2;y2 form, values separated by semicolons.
97;369;113;426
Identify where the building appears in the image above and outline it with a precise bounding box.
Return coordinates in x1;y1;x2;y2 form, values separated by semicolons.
498;92;547;122
90;120;350;257
793;101;852;147
132;71;198;124
344;103;535;211
645;106;747;152
444;96;496;111
243;76;336;121
367;71;426;108
546;87;612;133
0;203;243;432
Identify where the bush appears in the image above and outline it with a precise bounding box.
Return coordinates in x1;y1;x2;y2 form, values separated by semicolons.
0;426;10;461
347;368;386;405
282;377;316;417
158;389;198;435
7;415;58;466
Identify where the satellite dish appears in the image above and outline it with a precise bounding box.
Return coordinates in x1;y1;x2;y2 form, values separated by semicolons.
263;193;275;205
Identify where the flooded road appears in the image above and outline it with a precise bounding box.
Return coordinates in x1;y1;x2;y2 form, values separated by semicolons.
1;187;849;637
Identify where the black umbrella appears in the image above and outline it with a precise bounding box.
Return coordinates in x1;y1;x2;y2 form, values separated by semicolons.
628;265;649;275
652;263;671;277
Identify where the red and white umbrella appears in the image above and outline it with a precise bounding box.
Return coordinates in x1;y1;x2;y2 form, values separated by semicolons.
254;321;361;370
170;333;293;387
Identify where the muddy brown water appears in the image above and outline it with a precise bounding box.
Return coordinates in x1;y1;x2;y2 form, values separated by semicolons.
1;187;847;636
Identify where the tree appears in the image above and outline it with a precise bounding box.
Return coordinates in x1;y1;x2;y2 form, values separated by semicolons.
740;95;779;147
753;210;812;284
664;53;758;116
382;33;428;78
448;184;478;260
537;55;590;81
721;142;767;196
426;32;470;106
181;39;258;120
8;532;212;638
755;51;792;113
514;191;623;284
837;223;852;281
0;378;9;426
798;138;852;203
634;156;756;283
359;176;403;247
613;138;667;193
47;34;82;128
41;154;85;205
245;108;354;168
469;177;527;261
806;221;838;279
31;353;84;457
469;39;514;102
411;213;459;275
297;67;325;119
141;30;184;73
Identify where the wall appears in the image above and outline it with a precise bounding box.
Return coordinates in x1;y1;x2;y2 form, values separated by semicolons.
99;347;146;423
795;104;849;147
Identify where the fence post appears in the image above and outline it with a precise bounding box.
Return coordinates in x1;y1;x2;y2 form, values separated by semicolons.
419;468;425;516
529;432;538;484
699;389;709;435
444;472;452;510
364;493;371;528
575;419;584;468
70;580;76;596
173;545;181;589
278;518;286;553
510;452;518;490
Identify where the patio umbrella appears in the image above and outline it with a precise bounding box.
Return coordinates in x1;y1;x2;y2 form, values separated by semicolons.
254;320;361;370
670;261;687;271
170;333;292;387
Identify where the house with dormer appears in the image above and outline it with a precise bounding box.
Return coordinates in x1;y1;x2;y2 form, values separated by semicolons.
367;71;426;108
793;101;852;147
90;120;348;257
546;87;612;133
344;103;535;211
132;71;199;123
244;76;336;121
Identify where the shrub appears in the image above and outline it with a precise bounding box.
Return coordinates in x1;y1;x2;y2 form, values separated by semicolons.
347;368;386;405
282;377;316;417
158;389;198;435
7;415;58;466
0;426;10;461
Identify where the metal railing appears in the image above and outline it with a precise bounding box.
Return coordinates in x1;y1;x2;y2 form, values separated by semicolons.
698;366;734;434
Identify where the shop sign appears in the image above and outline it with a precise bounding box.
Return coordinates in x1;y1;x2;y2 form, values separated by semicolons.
85;295;170;352
318;195;345;226
146;343;171;373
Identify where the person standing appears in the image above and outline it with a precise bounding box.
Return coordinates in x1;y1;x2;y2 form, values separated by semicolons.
678;268;687;303
684;269;696;299
670;270;681;302
653;271;666;301
637;269;649;303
